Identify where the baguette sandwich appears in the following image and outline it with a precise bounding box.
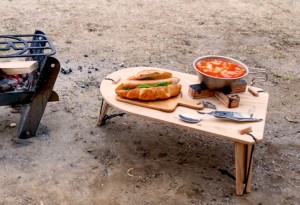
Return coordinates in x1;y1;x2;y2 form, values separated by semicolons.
115;69;182;101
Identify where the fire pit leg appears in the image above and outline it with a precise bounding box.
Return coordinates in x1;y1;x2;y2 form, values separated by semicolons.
97;99;110;126
18;57;60;138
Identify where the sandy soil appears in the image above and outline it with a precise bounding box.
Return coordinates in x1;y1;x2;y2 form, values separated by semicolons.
1;0;300;204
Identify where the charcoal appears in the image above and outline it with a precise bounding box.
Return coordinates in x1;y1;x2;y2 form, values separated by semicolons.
60;68;72;74
6;78;18;87
0;78;17;91
0;82;10;91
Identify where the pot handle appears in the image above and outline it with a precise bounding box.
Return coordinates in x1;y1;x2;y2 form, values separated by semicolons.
248;68;268;86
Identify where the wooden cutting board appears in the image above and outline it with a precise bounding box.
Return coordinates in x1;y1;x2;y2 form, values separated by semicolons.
0;61;38;75
115;95;203;112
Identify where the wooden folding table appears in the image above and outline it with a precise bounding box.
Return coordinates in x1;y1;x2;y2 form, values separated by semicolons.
98;67;269;195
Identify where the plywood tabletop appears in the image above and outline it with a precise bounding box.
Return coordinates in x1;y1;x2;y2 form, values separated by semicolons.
100;67;269;144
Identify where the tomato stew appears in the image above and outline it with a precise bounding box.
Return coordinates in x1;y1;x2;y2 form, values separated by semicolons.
195;59;246;79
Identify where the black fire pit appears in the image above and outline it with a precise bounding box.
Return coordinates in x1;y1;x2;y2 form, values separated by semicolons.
0;30;60;138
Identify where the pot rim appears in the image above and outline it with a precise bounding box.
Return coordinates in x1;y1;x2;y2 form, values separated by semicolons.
193;55;249;80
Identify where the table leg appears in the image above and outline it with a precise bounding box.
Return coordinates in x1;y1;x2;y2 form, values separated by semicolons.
97;99;110;126
235;142;254;195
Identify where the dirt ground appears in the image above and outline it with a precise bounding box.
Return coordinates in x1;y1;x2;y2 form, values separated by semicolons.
1;0;300;204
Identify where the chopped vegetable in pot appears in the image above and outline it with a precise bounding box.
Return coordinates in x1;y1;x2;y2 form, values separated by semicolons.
195;59;246;78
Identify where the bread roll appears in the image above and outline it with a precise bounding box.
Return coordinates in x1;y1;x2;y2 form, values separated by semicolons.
122;77;180;89
116;84;182;101
128;69;172;80
116;69;181;100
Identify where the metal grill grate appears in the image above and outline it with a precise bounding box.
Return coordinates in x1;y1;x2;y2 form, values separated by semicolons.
0;30;56;58
0;30;60;138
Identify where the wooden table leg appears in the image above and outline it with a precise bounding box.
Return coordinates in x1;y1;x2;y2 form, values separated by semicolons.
235;142;254;195
97;99;110;126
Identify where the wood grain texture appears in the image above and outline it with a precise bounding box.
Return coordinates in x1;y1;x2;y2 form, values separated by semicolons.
235;142;246;195
116;94;204;112
100;67;269;144
235;142;254;195
0;61;38;75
